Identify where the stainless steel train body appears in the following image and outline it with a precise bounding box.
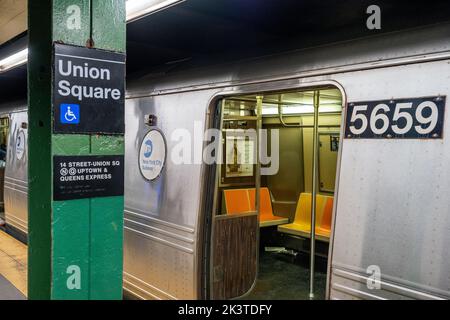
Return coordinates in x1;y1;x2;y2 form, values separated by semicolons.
0;101;28;237
1;22;450;300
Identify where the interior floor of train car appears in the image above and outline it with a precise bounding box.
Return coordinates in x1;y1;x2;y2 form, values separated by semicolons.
0;228;27;300
243;249;327;300
236;224;329;300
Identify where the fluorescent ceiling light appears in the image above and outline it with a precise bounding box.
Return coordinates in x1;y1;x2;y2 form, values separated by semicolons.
0;48;28;72
126;0;185;22
261;107;279;115
318;104;343;113
262;104;342;115
0;1;185;73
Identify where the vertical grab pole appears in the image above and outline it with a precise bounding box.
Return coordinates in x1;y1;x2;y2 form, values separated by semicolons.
255;96;263;217
254;96;263;286
309;90;320;299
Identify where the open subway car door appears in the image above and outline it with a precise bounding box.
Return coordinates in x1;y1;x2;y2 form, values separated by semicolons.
205;87;343;299
208;97;263;299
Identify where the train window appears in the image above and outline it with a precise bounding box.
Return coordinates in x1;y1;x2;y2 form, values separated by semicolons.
220;99;258;188
0;116;9;215
208;87;342;300
0;116;9;166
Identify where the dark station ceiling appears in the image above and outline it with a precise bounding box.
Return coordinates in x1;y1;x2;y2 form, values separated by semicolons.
1;0;450;101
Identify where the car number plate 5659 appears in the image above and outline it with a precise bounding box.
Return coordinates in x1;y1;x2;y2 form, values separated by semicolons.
345;96;446;139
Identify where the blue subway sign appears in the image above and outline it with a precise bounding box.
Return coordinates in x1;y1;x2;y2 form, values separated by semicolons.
60;104;80;124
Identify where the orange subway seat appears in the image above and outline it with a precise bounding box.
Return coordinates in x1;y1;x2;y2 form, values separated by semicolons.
248;188;273;218
316;197;333;237
223;188;289;227
223;189;252;215
248;188;289;227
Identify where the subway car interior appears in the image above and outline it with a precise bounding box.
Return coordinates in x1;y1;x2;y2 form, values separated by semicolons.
209;87;342;299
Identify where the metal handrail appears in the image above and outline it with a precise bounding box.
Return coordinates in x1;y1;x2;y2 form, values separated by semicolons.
309;90;320;299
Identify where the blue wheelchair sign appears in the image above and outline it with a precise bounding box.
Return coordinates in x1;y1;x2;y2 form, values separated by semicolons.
60;104;80;124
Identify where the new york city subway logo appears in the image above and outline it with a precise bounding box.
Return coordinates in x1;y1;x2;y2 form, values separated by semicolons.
139;130;166;181
144;139;153;158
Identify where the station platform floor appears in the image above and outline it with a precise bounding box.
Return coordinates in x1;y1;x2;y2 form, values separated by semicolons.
0;229;27;300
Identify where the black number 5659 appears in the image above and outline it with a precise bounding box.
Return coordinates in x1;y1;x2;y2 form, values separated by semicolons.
345;96;446;139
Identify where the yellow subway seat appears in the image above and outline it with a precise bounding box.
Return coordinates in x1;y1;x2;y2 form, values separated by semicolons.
277;192;333;242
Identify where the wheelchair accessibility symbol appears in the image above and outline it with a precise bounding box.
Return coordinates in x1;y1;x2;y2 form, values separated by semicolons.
60;104;80;124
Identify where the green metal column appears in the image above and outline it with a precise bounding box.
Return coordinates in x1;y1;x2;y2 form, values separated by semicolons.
28;0;126;300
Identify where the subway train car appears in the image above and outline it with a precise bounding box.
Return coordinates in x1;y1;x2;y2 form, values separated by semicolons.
0;101;27;242
1;22;450;300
